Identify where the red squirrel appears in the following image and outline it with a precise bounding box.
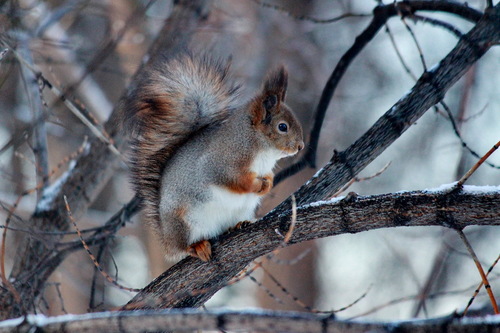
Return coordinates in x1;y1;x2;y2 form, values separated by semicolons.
123;53;304;261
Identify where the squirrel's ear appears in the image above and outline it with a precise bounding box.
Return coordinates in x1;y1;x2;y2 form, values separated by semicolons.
251;66;288;125
263;66;288;103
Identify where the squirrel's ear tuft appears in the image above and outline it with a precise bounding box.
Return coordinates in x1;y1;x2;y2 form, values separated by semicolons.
263;66;288;102
251;66;288;126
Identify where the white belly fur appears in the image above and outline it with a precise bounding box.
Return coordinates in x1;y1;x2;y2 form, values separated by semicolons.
187;148;282;243
187;186;261;243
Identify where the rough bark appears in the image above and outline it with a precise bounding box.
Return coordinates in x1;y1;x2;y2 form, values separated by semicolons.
2;309;498;333
125;187;500;310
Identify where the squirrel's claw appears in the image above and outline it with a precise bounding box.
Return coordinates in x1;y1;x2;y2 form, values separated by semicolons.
254;175;273;195
233;220;253;230
225;220;253;234
187;240;212;262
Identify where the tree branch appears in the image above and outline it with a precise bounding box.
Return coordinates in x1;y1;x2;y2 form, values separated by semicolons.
288;3;499;207
275;0;483;183
3;308;499;333
126;186;500;309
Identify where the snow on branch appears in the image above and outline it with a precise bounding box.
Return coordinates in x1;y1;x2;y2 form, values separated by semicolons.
1;309;499;333
125;185;500;310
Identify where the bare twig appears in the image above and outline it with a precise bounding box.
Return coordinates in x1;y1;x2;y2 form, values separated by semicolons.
410;14;463;38
64;196;141;293
462;253;500;316
350;278;500;319
259;263;370;314
385;23;418;80
457;140;500;187
17;41;50;199
251;0;369;23
331;162;390;197
440;103;500;170
455;230;498;314
400;16;427;72
268;248;311;265
56;1;155;101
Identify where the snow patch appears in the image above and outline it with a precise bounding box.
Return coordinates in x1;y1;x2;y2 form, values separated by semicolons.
0;316;24;328
304;165;327;186
422;182;458;193
36;160;76;212
423;182;500;194
303;195;346;209
462;184;500;194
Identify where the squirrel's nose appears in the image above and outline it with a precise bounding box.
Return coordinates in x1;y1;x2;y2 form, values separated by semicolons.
297;141;304;151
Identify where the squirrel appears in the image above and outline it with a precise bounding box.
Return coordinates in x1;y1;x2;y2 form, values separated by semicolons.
122;53;304;262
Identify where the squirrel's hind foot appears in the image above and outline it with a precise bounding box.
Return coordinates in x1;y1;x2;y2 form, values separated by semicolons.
229;220;253;232
187;240;212;262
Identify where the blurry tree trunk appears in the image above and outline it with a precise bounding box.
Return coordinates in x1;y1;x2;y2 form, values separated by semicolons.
0;0;212;320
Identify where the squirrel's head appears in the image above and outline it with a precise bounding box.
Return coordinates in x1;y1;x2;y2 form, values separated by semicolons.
250;66;304;157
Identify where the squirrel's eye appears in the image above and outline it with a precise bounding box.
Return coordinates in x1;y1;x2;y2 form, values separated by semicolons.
278;122;288;133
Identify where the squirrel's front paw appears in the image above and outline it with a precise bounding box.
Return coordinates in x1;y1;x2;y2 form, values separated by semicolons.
187;240;212;262
255;175;273;195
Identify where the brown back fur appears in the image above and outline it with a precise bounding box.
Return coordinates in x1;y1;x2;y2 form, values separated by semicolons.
122;53;241;226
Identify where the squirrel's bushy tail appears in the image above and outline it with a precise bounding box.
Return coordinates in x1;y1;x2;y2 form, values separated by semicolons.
123;53;241;226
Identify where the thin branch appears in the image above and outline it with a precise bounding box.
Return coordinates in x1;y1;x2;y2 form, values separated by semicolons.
385;22;418;80
251;0;370;23
56;1;155;104
440;102;500;169
457;140;500;187
455;230;499;314
410;14;463;38
28;0;114;120
64;196;142;293
462;253;500;316
400;16;427;72
17;40;50;198
411;240;452;317
259;263;370;314
331;162;390;197
350;278;500;319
